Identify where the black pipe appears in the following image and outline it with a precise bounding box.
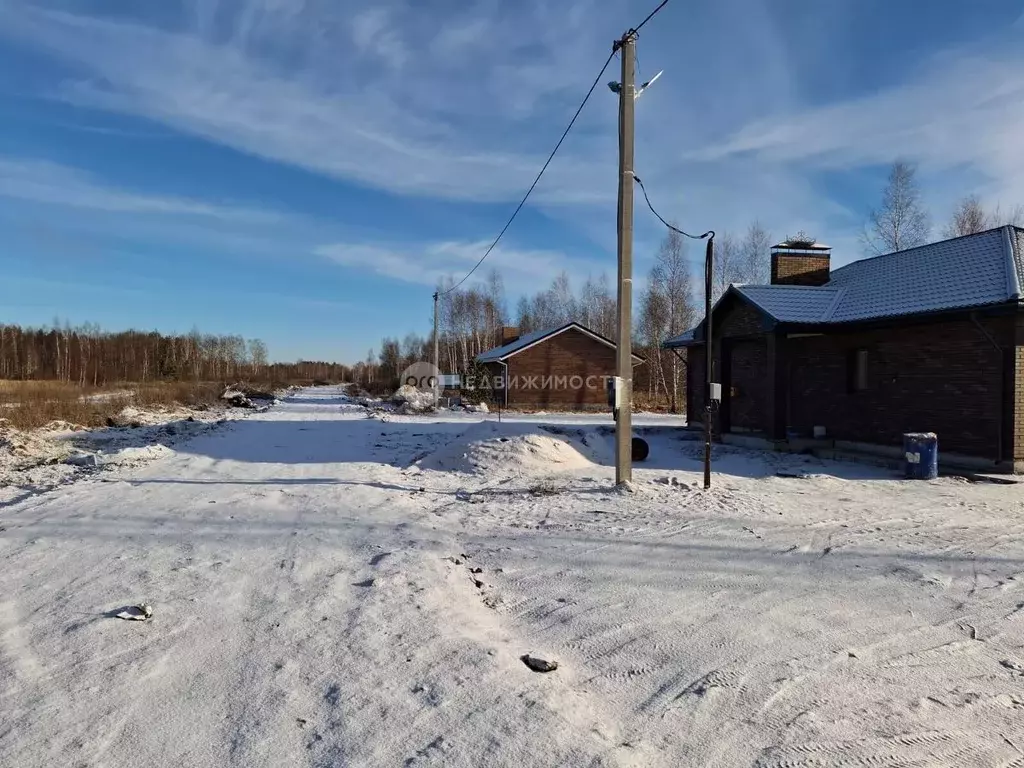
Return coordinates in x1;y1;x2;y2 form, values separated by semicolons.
704;236;714;489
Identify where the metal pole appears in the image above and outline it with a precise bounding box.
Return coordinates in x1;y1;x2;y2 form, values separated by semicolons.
432;291;440;406
615;32;636;487
704;236;714;489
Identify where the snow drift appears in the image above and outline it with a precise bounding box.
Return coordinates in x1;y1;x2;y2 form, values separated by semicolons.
416;422;600;476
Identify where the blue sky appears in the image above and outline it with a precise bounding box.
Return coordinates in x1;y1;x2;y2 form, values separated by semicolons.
1;0;1023;363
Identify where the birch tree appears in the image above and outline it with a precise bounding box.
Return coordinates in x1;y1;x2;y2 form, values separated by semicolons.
945;195;1023;237
863;160;931;255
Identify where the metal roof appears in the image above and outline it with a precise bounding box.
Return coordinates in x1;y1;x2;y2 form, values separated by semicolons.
476;326;556;363
476;322;643;363
664;226;1024;348
662;328;697;347
1014;227;1024;298
825;226;1021;322
735;284;845;323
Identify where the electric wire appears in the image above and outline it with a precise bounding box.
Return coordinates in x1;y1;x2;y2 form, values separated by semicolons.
633;173;714;240
630;0;670;37
442;0;673;295
441;48;616;295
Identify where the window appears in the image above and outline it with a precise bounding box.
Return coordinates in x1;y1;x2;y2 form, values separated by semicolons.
848;348;868;392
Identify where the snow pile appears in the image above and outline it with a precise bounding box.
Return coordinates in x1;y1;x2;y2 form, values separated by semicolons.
391;385;435;413
101;444;175;467
417;422;595;476
0;418;70;467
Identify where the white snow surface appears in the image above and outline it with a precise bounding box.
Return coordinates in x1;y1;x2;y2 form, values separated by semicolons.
0;405;231;505
2;386;1024;766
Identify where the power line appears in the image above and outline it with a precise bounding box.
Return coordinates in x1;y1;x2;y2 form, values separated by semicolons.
442;48;616;295
443;0;674;295
633;173;713;241
630;0;671;37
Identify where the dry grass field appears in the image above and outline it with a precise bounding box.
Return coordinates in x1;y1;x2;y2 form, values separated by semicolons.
0;380;226;430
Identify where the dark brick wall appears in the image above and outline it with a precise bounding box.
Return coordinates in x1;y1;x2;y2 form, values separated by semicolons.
771;254;830;286
726;339;768;431
684;298;1023;460
490;327;626;411
788;316;1013;459
687;297;767;426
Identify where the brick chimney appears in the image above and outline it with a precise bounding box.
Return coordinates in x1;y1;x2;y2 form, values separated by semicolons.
770;237;831;286
499;326;519;345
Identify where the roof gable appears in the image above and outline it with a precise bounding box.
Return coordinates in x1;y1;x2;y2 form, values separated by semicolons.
476;322;643;363
735;284;845;323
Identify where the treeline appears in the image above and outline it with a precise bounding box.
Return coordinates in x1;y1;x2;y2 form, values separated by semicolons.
0;323;349;386
864;161;1023;255
354;225;773;410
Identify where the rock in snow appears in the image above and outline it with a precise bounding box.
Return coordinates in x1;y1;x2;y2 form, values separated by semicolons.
64;453;99;467
521;653;558;673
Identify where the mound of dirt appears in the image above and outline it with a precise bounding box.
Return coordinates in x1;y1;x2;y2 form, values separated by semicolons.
416;422;595;476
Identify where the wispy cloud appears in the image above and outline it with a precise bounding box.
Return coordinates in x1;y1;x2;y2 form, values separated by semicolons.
3;0;1022;278
0;1;614;204
0;156;283;222
314;238;598;292
689;47;1024;208
693;54;1024;168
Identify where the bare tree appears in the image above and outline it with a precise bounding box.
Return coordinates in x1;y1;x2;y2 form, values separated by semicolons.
989;203;1024;228
946;195;1024;237
863;160;931;255
740;222;772;284
637;275;670;402
578;274;616;338
944;194;987;238
646;229;696;412
713;232;740;300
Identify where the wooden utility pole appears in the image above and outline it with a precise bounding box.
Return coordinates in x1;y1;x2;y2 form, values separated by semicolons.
432;291;440;405
614;32;637;486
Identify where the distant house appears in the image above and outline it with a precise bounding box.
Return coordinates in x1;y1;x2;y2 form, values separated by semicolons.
664;227;1024;471
475;322;644;411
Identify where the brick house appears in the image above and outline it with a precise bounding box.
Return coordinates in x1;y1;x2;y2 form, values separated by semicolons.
665;227;1024;471
475;322;644;411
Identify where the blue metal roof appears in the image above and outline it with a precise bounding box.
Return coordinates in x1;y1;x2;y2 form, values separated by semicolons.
664;226;1024;348
825;226;1021;322
735;284;845;323
476;326;561;363
663;328;697;347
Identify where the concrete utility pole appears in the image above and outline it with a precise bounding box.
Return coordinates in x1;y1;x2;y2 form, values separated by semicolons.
432;291;440;406
614;32;636;487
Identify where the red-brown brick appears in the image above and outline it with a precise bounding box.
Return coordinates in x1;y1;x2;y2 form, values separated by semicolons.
771;254;831;286
482;327;641;411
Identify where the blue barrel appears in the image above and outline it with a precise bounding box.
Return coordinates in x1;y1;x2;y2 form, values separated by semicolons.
903;433;938;479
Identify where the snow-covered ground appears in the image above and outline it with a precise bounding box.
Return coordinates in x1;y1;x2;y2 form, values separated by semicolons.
0;403;236;507
2;386;1024;767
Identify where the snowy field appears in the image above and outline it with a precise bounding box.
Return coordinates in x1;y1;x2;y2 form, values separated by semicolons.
3;386;1024;767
